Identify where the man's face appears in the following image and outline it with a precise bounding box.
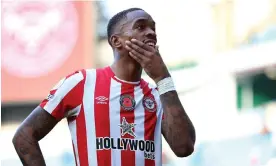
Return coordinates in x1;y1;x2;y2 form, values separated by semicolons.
112;10;157;50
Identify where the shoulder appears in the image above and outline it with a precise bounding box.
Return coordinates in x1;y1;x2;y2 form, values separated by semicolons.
64;68;97;81
63;70;85;83
54;69;93;90
141;79;160;99
148;82;157;90
148;83;159;94
141;79;158;92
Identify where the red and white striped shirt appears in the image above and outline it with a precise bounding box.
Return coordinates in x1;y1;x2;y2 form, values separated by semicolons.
40;66;163;166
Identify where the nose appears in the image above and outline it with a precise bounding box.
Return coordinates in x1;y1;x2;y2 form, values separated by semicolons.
145;28;156;39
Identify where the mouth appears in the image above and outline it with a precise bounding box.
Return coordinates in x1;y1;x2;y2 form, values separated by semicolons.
144;40;157;48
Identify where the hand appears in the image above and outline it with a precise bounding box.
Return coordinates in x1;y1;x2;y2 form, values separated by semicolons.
125;39;170;83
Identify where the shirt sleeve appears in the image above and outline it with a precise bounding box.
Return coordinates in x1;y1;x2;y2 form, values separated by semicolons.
39;70;85;121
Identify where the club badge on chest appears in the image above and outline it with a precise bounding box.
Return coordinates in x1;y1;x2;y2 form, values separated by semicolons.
143;96;157;112
120;94;136;111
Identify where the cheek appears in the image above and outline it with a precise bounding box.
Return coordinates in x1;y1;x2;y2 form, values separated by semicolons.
132;32;144;41
119;32;134;46
124;32;134;40
119;31;140;45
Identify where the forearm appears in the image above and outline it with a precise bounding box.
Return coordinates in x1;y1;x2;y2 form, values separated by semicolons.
13;129;46;166
160;91;196;157
12;106;58;165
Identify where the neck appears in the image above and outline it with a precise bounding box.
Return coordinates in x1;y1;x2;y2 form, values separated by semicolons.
110;51;142;82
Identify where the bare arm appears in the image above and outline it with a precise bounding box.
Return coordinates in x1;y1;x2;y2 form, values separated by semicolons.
12;106;59;166
161;91;196;157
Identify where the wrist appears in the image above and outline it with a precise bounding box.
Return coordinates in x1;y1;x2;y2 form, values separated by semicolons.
156;77;176;95
154;73;171;84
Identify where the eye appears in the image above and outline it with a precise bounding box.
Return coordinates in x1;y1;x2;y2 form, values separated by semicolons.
137;25;146;30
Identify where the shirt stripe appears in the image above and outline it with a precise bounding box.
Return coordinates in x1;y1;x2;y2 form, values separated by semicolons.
94;68;112;166
134;85;145;166
109;79;122;166
76;70;89;166
150;84;163;166
120;84;136;166
83;69;98;166
141;80;157;166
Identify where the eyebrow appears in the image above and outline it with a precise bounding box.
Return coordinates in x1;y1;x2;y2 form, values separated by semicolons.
132;18;156;27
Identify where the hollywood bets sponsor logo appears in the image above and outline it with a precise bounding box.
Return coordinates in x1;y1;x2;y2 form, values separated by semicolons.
96;137;155;160
1;1;79;78
96;117;156;160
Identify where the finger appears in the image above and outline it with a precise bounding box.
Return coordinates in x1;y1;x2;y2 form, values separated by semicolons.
126;41;149;56
130;39;154;51
129;52;142;64
126;45;147;61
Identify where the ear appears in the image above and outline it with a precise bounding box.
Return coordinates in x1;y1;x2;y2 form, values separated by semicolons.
110;34;123;49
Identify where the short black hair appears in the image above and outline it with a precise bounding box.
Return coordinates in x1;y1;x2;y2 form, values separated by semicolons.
107;8;143;45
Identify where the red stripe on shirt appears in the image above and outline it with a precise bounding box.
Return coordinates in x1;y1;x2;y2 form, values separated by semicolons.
76;106;89;166
94;68;112;166
76;70;89;166
120;83;136;166
141;80;157;166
